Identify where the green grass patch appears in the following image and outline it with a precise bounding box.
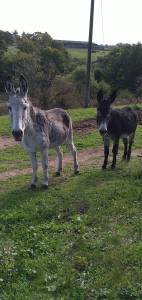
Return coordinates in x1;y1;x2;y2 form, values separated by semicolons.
67;48;108;62
0;160;142;299
0;115;11;136
68;107;96;122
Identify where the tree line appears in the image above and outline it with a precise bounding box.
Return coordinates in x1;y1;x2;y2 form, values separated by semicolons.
0;30;142;109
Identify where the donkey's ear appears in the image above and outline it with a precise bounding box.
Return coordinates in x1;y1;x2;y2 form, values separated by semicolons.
109;91;117;104
19;75;28;95
5;77;15;95
97;90;103;103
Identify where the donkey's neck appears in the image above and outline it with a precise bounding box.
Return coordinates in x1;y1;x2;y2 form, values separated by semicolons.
29;103;37;123
24;102;37;134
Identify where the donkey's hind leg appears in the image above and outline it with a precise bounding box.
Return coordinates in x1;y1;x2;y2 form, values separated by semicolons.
41;149;48;188
67;141;79;174
127;132;135;161
122;137;128;160
55;146;63;176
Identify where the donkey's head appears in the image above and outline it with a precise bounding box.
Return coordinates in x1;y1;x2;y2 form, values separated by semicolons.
5;76;29;141
96;90;117;136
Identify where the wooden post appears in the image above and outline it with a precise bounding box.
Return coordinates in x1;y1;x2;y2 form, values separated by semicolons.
84;0;95;108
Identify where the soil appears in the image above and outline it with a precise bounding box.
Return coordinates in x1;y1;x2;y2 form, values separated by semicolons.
73;118;97;134
0;136;17;149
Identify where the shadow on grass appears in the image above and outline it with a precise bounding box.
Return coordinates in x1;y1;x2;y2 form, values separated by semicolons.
1;159;142;227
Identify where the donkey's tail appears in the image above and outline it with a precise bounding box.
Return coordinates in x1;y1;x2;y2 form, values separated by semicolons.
65;112;74;143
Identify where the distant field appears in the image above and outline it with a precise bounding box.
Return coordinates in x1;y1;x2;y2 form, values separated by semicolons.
67;48;109;61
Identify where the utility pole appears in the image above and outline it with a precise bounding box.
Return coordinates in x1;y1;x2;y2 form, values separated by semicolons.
84;0;95;108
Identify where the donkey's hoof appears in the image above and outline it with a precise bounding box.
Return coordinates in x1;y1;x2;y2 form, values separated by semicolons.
102;165;106;170
55;171;61;176
31;183;36;189
111;165;116;170
74;169;80;175
122;156;127;161
42;184;48;189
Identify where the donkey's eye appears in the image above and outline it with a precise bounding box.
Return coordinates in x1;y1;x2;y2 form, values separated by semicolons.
23;106;27;111
8;106;12;111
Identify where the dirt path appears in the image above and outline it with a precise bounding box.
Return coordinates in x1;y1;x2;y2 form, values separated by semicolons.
0;136;17;149
0;147;142;182
0;148;103;181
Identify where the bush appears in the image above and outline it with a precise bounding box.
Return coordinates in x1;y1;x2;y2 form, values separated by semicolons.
45;76;82;109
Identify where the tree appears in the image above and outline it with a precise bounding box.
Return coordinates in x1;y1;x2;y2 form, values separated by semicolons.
95;43;142;94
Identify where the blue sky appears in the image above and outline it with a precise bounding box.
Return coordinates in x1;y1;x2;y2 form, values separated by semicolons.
1;0;142;45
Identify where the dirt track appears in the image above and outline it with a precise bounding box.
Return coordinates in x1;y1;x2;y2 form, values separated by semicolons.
0;148;104;181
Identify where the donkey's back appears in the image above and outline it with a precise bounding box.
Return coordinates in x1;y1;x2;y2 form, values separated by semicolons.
108;107;137;138
34;107;72;148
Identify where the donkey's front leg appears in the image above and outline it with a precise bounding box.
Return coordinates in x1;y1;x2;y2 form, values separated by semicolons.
111;139;119;169
122;138;128;160
29;152;38;188
67;142;79;174
102;135;110;169
41;149;48;189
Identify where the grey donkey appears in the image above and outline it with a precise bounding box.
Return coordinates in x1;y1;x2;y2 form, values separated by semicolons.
5;76;79;188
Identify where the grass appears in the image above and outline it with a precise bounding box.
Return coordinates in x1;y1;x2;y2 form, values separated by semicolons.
0;160;142;299
0;115;11;136
1;106;142;299
67;48;109;62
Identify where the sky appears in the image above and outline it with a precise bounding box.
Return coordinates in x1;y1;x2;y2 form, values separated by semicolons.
1;0;142;45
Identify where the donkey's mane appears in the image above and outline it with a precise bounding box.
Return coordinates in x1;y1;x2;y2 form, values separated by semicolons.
28;100;50;134
29;100;37;123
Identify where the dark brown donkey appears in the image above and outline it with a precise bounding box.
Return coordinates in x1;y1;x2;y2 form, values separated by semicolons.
96;90;137;169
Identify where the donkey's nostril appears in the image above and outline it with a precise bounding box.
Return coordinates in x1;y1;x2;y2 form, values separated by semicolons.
12;130;23;141
99;128;107;136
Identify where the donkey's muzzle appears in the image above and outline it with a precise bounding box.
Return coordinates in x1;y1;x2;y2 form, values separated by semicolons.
12;130;23;141
99;128;107;136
